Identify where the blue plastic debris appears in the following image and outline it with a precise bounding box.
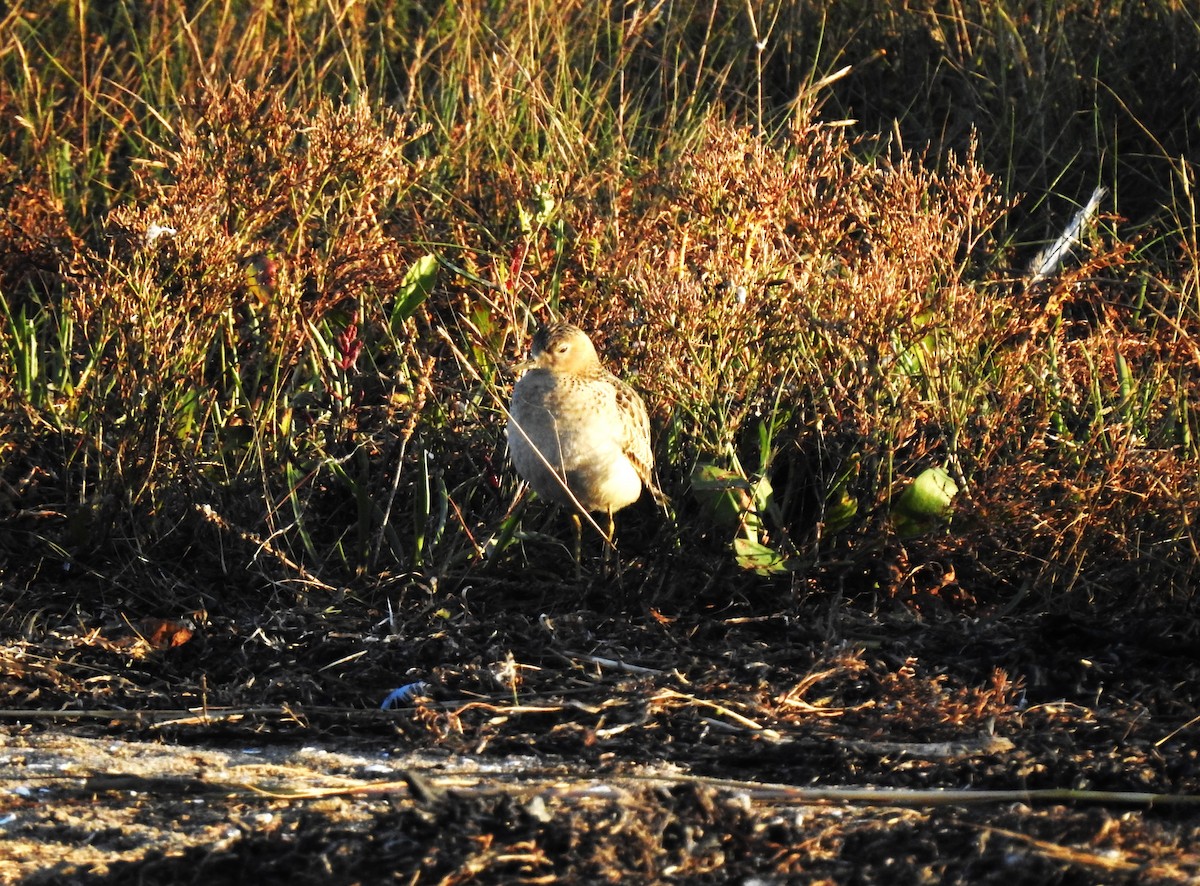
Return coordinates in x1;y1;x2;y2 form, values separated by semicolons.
380;681;431;710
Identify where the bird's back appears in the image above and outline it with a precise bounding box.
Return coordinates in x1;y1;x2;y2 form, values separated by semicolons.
508;365;649;513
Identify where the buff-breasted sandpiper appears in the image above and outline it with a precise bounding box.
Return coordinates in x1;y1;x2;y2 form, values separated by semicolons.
507;323;663;544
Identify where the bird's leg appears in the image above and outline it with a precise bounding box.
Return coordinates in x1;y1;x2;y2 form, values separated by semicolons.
600;507;617;579
571;511;583;581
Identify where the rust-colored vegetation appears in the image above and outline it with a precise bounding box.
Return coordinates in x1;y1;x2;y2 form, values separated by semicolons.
2;2;1200;880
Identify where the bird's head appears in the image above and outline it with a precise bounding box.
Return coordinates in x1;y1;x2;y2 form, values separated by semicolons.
516;323;601;374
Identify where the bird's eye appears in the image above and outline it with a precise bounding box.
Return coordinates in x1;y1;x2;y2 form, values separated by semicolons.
556;344;569;354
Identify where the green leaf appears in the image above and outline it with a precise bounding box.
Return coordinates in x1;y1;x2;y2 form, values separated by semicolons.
893;466;959;536
750;473;774;514
824;487;858;534
690;463;761;541
391;253;438;329
1115;350;1132;404
691;464;749;520
733;538;791;575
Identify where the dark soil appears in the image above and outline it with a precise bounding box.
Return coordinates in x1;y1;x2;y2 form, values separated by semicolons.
2;572;1199;884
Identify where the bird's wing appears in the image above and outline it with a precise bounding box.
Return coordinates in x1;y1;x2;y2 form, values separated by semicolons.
612;377;668;505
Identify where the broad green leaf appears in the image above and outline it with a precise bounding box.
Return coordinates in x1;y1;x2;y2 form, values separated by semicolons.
751;473;774;513
391;253;438;329
893;466;958;536
691;463;762;541
733;538;791;575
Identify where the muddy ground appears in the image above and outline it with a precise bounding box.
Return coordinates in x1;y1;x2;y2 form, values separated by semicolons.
2;576;1199;884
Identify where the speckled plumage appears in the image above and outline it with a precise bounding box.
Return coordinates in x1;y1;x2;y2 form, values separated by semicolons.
507;323;661;515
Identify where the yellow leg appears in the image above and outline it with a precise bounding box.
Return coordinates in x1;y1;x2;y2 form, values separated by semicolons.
601;508;616;577
571;512;583;580
570;510;615;581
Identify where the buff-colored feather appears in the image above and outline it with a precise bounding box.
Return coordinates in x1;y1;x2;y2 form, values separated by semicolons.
507;323;665;515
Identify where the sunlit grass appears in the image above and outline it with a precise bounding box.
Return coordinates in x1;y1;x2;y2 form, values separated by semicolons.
1;0;1198;609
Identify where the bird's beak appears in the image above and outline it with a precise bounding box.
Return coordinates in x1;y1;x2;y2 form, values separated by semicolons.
511;355;537;376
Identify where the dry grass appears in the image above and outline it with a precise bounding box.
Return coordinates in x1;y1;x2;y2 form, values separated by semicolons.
1;0;1198;613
